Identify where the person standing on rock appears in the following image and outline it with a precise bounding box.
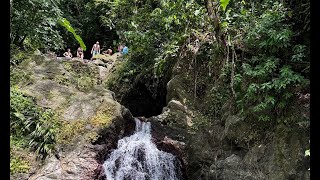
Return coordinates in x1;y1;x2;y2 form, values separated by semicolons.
91;41;100;60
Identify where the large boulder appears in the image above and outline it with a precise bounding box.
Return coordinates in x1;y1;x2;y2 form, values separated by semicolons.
11;53;136;180
29;104;135;180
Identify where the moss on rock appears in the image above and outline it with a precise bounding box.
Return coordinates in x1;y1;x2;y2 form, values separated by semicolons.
76;76;94;91
56;119;86;145
89;106;115;129
92;54;115;63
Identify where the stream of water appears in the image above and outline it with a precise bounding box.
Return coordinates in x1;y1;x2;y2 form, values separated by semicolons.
103;118;180;180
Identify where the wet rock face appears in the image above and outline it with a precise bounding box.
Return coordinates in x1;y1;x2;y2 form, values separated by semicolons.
29;106;136;180
145;116;188;180
92;109;136;179
155;137;187;180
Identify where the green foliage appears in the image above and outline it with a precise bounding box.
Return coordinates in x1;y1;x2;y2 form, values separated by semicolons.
10;67;33;86
245;2;292;53
56;0;118;56
10;136;32;174
10;87;40;137
10;86;60;160
10;153;30;174
29;109;59;160
10;0;64;50
101;0;206;78
58;17;87;50
10;48;30;66
11;136;29;149
224;1;310;122
189;112;212;133
291;45;308;63
204;86;228;119
220;0;231;12
106;60;139;89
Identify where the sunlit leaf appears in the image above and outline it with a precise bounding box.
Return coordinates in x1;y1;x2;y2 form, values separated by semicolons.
220;0;231;11
58;17;86;50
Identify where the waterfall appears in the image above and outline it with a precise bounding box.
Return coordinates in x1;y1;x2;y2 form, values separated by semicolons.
103;118;181;180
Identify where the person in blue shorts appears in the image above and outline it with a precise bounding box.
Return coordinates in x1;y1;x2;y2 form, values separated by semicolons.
90;41;100;59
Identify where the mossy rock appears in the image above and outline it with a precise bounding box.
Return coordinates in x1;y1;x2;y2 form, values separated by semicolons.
267;123;309;179
84;131;101;143
32;55;47;65
166;75;189;104
223;115;261;148
55;119;87;145
10;144;31;174
89;105;115;129
10;139;38;177
53;74;75;87
56;100;118;146
10;69;34;87
92;54;115;63
76;76;95;91
62;60;99;77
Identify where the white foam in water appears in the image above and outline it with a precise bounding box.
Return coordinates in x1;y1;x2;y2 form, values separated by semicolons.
103;118;180;180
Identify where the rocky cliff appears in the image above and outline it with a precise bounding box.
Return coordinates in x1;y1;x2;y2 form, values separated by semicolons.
10;53;136;180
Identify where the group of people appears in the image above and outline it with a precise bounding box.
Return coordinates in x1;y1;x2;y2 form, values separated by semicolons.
63;47;84;59
63;41;129;60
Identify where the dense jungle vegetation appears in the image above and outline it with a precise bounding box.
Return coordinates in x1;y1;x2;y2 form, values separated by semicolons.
10;0;310;177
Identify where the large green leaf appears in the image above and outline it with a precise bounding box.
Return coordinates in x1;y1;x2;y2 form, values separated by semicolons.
58;17;86;50
220;0;231;11
305;149;310;156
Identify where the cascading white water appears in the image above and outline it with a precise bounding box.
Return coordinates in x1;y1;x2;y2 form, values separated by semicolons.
103;118;180;180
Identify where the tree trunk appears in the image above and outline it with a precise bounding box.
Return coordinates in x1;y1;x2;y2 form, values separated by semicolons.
204;0;226;48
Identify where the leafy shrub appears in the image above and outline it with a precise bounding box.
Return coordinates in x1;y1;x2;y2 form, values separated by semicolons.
10;69;33;86
10;49;30;66
106;60;136;89
10;86;60;160
29;109;60;160
231;1;309;122
10;0;64;51
10;86;39;137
